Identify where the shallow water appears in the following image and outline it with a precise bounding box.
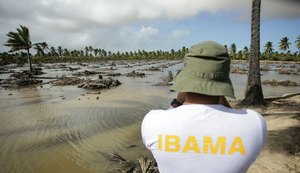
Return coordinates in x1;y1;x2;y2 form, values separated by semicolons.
0;60;299;173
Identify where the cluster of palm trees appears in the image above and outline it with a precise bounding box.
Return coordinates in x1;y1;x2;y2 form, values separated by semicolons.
32;36;300;61
1;25;299;69
40;45;187;60
228;36;300;61
1;25;188;68
264;36;298;54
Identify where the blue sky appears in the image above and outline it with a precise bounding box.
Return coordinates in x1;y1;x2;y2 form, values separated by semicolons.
0;0;299;53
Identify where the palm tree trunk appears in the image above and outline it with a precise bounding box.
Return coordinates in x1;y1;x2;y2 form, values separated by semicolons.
241;0;265;106
27;49;33;72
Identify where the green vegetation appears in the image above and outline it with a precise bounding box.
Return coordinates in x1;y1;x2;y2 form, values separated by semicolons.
1;26;300;66
0;44;189;66
3;25;50;71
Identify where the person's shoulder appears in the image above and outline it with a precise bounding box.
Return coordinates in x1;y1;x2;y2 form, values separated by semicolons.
245;109;267;146
244;109;264;119
221;106;265;124
141;109;167;139
143;109;166;121
244;108;267;132
146;109;166;116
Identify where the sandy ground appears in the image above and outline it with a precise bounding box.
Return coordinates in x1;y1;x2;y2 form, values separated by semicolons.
246;95;300;173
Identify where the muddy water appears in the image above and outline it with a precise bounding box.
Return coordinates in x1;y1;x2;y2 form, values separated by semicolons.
0;60;299;173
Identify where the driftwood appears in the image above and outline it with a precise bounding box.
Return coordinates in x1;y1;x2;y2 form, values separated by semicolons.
262;112;300;116
262;79;299;86
0;71;12;74
31;76;61;79
264;92;300;101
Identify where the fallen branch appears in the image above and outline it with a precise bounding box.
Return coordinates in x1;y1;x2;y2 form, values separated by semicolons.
31;76;61;79
262;112;300;116
264;92;300;101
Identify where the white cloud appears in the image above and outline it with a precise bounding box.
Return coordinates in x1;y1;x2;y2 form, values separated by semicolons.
135;26;159;42
171;30;191;40
1;0;299;28
118;26;159;51
0;0;299;52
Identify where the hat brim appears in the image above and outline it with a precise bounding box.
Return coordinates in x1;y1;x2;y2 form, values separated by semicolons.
170;70;236;99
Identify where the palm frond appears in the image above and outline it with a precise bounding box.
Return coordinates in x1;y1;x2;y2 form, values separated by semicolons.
101;152;159;173
137;155;159;173
4;25;31;52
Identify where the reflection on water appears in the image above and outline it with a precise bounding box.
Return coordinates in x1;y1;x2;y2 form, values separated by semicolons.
0;60;299;173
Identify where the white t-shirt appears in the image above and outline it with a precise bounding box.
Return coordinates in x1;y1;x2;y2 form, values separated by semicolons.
141;104;266;173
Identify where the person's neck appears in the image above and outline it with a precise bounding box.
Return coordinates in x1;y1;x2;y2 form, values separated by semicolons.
183;93;221;105
184;99;220;105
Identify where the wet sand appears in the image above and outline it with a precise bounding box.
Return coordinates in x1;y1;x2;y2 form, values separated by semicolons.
0;60;299;173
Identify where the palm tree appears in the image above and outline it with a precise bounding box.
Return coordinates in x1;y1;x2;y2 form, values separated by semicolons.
242;46;249;60
241;0;265;106
57;46;63;57
85;46;89;56
89;46;93;56
295;35;300;51
50;46;57;56
230;43;237;59
71;49;78;57
80;50;84;57
39;42;48;55
34;44;43;56
4;25;34;72
264;41;274;54
278;37;291;52
94;48;98;57
63;48;69;56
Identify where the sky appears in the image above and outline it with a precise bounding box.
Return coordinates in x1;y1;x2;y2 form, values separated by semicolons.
0;0;299;53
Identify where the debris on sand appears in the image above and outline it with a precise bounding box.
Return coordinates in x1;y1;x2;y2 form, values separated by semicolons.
1;78;42;87
1;70;43;87
262;79;299;87
72;70;101;77
102;67;118;71
126;70;145;77
78;77;121;90
77;63;88;67
123;65;133;68
278;68;299;75
51;76;121;90
143;66;161;72
230;67;247;74
153;71;174;86
0;69;14;74
101;152;158;173
94;71;121;77
105;72;121;77
44;64;68;69
10;69;45;78
87;65;100;69
32;68;45;75
160;64;168;68
52;77;84;86
260;66;270;71
67;67;81;71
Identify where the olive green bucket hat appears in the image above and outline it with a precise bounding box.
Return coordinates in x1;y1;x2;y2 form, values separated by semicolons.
170;41;235;98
